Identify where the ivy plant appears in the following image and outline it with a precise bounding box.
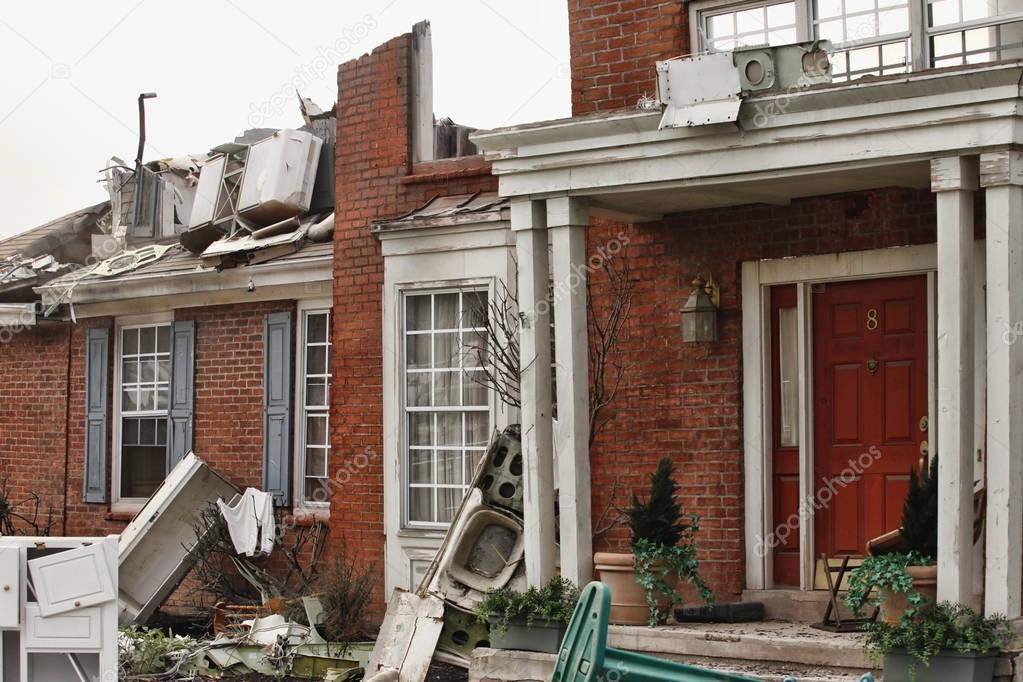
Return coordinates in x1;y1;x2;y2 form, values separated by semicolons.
628;457;713;626
845;551;933;619
863;602;1013;680
474;577;580;636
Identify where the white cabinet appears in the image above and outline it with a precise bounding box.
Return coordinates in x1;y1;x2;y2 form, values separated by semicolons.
23;604;102;650
0;537;118;682
0;547;18;628
27;543;116;617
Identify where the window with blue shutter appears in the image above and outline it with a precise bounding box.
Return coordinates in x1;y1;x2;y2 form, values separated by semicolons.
84;327;110;503
264;311;293;506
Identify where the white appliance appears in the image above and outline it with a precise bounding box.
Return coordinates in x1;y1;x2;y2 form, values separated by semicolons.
237;129;322;226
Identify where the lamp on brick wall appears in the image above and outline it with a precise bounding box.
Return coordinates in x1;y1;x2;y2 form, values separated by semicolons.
681;275;719;342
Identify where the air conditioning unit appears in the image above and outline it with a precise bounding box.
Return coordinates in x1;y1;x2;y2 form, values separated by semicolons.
656;41;833;129
733;40;832;92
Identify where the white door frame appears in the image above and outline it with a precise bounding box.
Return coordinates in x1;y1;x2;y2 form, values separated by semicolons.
742;243;944;590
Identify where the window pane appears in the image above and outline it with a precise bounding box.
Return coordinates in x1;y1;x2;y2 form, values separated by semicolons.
404;334;428;370
122;359;138;384
122;389;138;412
463;372;489;407
434;294;459;329
437;450;462;485
463;332;488;368
409;413;433;446
406;296;431;331
465;412;490;448
306;346;327;376
437;413;461;447
306;377;328;407
304;478;331;504
140;358;156;382
306;447;328;478
410;451;433;484
155;388;169;411
461;291;488;328
122;328;138;356
929;0;960;27
157;325;171;353
817;0;843;19
437;489;461;524
708;12;734;39
307;312;328;343
778;307;800;448
407;372;431;407
433;371;459;406
736;7;766;35
409;488;432;522
307;415;328;446
433;332;458;368
139;327;156;353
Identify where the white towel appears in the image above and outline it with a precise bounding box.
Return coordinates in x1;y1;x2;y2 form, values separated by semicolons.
217;488;276;556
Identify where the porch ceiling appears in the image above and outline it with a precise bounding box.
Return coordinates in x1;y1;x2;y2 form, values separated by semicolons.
586;160;931;219
472;61;1023;217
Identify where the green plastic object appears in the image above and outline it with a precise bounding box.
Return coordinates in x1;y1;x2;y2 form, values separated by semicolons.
552;582;763;682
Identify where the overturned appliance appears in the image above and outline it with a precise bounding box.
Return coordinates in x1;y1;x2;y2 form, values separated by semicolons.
365;427;529;681
117;452;238;625
182;129;323;255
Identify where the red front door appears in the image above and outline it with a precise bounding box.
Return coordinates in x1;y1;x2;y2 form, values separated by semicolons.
812;276;929;558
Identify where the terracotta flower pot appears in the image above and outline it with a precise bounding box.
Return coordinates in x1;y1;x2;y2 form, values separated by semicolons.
880;564;938;625
593;552;677;625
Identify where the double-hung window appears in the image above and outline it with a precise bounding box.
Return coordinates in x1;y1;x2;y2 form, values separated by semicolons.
117;323;172;500
691;0;1023;78
403;290;490;526
296;306;332;507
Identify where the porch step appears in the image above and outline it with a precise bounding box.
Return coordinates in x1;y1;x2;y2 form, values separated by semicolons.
607;621;874;679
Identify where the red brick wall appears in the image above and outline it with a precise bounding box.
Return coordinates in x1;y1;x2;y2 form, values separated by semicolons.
586;187;938;599
0;322;72;535
62;303;293;538
569;0;688;115
330;30;497;623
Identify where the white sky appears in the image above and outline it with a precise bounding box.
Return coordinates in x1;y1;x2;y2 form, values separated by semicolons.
0;1;570;239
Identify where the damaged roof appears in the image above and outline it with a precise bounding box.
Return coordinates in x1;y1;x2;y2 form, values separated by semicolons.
371;192;509;233
0;201;110;262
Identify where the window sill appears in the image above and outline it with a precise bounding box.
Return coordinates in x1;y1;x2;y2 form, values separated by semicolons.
286;508;330;526
105;510;138;523
397;527;448;540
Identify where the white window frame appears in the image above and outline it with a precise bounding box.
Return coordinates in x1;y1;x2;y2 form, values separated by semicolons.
689;0;1023;73
293;299;333;515
399;283;494;531
112;311;174;512
689;0;812;53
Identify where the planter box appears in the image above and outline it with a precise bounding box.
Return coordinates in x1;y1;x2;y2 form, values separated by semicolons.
488;617;567;654
883;649;997;682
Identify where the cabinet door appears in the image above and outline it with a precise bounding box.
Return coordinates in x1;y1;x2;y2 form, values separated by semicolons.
27;544;115;617
0;546;17;627
23;603;102;650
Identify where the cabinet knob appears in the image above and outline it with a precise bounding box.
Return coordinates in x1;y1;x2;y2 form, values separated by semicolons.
74;600;81;608
2;584;9;592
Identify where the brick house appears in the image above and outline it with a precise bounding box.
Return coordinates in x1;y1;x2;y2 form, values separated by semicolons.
4;0;1023;637
334;0;1023;628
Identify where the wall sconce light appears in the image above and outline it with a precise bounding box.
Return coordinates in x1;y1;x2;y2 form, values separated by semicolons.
682;275;720;342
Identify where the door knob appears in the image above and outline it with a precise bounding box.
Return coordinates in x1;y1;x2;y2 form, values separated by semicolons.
867;356;879;375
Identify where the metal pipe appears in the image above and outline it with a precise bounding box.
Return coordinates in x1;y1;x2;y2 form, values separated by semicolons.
135;92;157;168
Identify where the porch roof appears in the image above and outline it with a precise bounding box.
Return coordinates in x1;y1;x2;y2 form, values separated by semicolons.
471;61;1023;218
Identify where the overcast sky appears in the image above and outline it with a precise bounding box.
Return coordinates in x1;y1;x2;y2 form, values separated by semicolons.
0;1;570;239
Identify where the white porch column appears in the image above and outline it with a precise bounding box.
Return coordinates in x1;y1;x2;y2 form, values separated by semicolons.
548;196;593;586
931;156;978;606
981;151;1023;618
512;198;558;587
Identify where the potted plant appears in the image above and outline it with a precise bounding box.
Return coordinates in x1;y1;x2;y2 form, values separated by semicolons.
847;456;938;624
593;457;713;626
863;602;1012;682
474;577;579;654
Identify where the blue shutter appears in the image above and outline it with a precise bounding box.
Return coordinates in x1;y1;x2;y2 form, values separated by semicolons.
84;327;110;503
167;320;196;468
263;311;293;506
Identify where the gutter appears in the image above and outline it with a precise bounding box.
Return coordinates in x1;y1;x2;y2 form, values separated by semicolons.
0;303;37;328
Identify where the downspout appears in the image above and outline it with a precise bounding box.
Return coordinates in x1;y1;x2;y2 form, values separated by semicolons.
62;320;72;535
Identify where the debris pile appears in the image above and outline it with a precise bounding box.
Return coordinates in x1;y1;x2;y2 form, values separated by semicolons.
365;426;530;681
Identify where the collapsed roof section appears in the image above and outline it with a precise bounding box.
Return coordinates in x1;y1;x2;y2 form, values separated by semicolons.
0;202;111;302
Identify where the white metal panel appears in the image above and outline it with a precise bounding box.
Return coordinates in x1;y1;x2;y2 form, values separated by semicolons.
117;452;238;625
237;129;322;224
188;154;226;229
657;53;741;129
27;545;115;617
22;604;102;650
0;547;18;628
